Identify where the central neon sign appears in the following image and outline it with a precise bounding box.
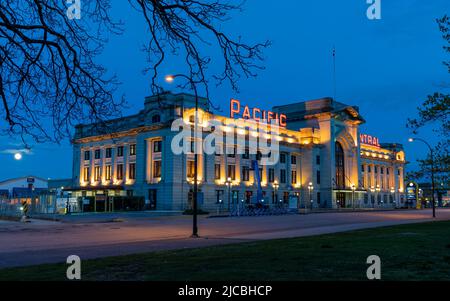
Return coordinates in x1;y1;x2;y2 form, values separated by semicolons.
360;134;380;147
230;99;287;127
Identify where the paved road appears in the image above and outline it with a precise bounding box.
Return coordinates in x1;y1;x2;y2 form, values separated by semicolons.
0;209;449;268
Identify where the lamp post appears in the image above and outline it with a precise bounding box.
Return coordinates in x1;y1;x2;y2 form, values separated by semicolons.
376;184;381;208
225;177;233;212
308;182;314;211
409;137;436;218
370;186;375;208
351;184;356;210
166;74;200;237
273;180;279;206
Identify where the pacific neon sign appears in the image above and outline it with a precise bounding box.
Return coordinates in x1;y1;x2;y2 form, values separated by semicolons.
230;99;287;127
360;134;380;147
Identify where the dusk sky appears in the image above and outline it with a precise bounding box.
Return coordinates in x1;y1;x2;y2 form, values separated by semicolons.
1;0;448;181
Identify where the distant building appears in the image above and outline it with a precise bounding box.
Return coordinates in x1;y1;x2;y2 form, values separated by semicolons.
0;176;48;198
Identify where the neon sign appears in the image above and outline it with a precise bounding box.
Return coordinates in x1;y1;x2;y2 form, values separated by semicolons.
230;99;287;127
360;134;380;147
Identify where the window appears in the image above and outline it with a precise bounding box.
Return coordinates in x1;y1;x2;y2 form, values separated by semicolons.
291;155;297;165
335;142;345;189
153;161;161;178
283;192;289;203
280;169;286;184
374;166;378;174
94;149;101;160
361;165;365;172
316;170;321;185
268;168;275;183
387;168;390;175
215;164;221;180
187;161;195;178
152;114;161;123
316;155;321;165
380;167;384;174
117;146;124;157
84;151;90;161
129;163;136;180
242;166;250;182
291;171;297;184
105;165;112;181
227;165;236;181
154;140;162;153
94;166;101;181
116;164;124;180
105;148;112;158
317;192;321;204
397;169;401;176
245;191;253;203
280;153;286;164
83;167;90;182
130;144;136;156
368;165;372;173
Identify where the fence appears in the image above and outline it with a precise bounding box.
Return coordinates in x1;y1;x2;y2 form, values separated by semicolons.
0;193;58;218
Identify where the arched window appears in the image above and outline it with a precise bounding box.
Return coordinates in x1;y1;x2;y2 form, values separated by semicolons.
152;114;161;123
335;141;345;189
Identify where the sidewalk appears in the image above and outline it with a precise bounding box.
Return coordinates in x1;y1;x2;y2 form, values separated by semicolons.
30;210;183;223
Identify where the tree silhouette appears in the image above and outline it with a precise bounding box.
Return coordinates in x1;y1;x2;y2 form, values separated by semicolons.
0;0;269;145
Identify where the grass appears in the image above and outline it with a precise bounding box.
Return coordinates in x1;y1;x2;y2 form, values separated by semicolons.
1;221;450;281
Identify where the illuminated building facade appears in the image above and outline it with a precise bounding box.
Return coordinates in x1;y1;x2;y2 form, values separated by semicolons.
71;92;407;211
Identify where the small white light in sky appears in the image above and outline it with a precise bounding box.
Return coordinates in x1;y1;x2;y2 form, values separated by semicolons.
14;153;22;160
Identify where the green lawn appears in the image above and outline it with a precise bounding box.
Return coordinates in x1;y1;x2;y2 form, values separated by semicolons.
1;221;450;281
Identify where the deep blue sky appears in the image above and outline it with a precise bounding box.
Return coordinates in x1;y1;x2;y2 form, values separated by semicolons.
1;0;448;180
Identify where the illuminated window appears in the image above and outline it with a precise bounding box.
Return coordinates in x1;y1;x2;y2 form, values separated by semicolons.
117;164;124;180
94;166;101;181
227;165;236;181
130;144;136;156
291;171;297;184
242;166;250;182
83;167;90;182
187;161;195;178
129;163;136;180
215;164;221;180
153;161;161;178
105;165;112;181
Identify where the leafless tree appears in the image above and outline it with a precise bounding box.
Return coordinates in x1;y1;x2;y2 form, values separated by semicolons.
0;0;269;146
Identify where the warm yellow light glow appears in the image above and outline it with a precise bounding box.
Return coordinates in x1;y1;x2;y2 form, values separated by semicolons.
165;75;175;83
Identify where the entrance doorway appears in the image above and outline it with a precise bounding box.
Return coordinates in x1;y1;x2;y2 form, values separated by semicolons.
336;192;346;208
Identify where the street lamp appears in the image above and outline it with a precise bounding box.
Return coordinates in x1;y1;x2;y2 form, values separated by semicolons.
166;74;200;237
273;180;279;206
308;182;314;211
225;177;233;212
351;183;356;210
376;184;381;207
408;137;436;218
